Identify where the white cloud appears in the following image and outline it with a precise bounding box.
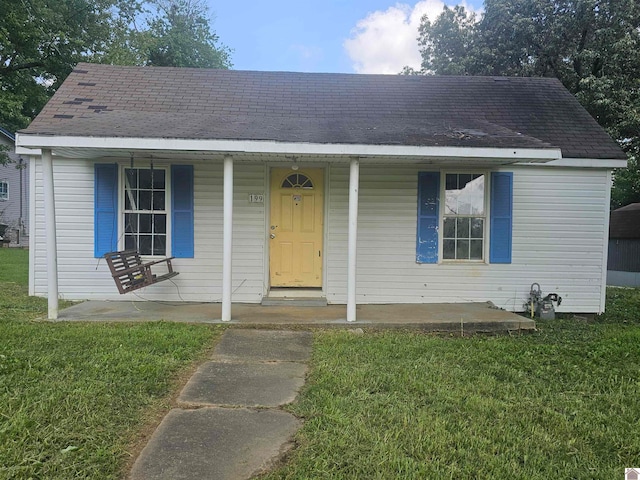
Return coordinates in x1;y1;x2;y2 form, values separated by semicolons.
344;1;478;74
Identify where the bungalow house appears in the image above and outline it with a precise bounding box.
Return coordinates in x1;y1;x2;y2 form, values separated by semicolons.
608;203;640;287
15;63;627;320
0;126;29;245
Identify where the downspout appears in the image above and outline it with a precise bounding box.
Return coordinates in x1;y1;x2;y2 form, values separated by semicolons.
18;157;23;242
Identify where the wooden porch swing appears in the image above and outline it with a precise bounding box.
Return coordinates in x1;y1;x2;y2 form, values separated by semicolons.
104;250;178;294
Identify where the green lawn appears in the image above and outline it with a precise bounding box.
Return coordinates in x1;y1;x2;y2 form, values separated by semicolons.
263;295;640;479
2;248;640;479
0;249;223;479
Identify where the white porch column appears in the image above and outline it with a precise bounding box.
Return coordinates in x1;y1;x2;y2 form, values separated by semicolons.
222;154;234;322
347;158;360;322
42;149;59;320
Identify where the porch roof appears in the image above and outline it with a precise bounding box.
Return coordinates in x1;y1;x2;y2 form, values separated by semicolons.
17;63;626;162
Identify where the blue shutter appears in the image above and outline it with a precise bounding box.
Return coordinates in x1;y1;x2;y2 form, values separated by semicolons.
490;172;513;263
94;163;118;257
416;172;440;263
171;165;194;258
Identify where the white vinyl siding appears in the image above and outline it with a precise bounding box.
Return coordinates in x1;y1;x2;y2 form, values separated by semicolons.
31;158;266;303
326;164;609;313
31;158;610;313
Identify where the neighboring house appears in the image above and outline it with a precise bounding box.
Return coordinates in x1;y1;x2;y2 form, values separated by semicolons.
607;203;640;287
16;63;627;320
0;126;29;245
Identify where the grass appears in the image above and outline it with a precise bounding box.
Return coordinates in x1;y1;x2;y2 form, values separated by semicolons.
262;297;640;479
0;249;223;479
3;247;640;479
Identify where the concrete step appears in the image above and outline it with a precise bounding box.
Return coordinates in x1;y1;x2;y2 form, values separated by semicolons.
261;296;328;307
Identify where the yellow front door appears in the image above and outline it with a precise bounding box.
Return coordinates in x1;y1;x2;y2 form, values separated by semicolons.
270;168;324;287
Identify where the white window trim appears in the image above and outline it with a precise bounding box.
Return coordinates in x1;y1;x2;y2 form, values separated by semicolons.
438;170;490;264
118;164;172;257
0;180;8;201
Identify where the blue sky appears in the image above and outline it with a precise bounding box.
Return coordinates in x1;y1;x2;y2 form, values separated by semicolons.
210;1;483;74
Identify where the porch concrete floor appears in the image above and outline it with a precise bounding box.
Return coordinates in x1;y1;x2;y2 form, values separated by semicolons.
55;301;535;333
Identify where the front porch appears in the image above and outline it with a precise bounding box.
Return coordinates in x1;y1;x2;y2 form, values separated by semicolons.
53;301;535;333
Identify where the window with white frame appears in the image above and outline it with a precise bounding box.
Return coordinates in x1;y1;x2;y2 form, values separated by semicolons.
0;181;7;200
442;173;485;260
123;167;167;255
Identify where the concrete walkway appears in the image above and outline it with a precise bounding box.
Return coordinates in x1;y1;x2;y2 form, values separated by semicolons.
129;329;312;480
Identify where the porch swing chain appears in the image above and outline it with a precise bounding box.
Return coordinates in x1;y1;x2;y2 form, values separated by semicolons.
124;154;140;252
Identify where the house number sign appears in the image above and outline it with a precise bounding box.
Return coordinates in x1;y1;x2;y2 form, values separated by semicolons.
249;194;264;203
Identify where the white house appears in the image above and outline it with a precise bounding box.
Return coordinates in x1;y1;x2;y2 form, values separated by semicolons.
16;63;627;320
0;126;29;245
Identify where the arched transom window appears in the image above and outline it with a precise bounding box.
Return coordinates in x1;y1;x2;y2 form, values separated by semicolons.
281;173;314;189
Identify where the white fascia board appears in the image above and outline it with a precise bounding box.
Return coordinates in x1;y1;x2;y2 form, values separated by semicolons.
516;157;628;168
16;133;561;162
13;134;41;155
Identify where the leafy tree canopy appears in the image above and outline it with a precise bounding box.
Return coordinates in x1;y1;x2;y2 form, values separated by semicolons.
411;0;640;208
0;0;231;134
145;0;232;68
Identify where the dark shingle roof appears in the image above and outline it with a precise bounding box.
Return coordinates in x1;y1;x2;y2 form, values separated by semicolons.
22;63;626;159
610;203;640;239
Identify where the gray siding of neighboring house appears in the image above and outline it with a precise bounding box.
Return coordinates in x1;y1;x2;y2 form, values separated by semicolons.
608;239;640;272
607;239;640;287
0;134;29;245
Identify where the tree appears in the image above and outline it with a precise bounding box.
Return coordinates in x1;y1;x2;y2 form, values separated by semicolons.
0;0;231;134
145;0;232;68
611;158;640;208
412;1;640;208
0;0;143;132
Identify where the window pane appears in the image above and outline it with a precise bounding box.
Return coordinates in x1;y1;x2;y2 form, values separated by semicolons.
154;214;166;234
282;173;313;189
153;235;166;256
139;214;152;233
443;239;455;259
152;170;165;189
139;235;152;255
124;189;139;210
139;190;152;210
471;218;484;238
139;169;152;189
125;169;137;188
456;240;470;260
445;174;457;190
470;240;483;260
443;217;456;238
125;235;136;250
456;217;470;238
125;213;137;233
153;191;165;210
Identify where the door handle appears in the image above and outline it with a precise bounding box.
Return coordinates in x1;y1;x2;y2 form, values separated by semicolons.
270;233;276;239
